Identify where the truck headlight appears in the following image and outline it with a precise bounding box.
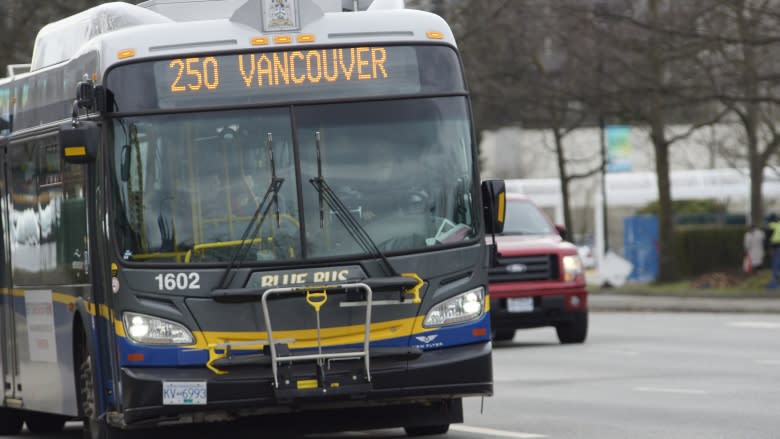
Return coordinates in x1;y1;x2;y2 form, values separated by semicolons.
562;255;583;282
424;287;485;328
123;312;194;345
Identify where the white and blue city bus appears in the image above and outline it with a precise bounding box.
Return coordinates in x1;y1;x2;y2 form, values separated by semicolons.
0;1;505;437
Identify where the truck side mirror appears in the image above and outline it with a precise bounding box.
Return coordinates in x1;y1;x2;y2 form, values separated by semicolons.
555;224;567;240
60;121;99;164
481;179;506;235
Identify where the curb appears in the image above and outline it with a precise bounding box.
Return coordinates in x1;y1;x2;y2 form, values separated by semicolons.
588;293;780;314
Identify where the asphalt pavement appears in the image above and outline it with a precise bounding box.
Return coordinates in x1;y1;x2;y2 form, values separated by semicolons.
477;312;780;439
589;291;780;313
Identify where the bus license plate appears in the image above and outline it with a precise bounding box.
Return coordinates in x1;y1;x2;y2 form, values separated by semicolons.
507;297;533;313
162;381;207;405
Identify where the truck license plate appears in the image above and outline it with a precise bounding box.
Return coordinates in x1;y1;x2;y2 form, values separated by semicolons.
163;381;207;405
507;297;533;313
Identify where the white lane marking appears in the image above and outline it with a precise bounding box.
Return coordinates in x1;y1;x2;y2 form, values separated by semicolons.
451;425;547;438
633;386;709;395
755;359;780;365
728;321;780;329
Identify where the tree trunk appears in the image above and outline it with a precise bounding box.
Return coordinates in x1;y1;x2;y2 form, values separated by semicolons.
743;108;763;225
645;0;678;283
746;111;763;226
553;128;573;236
750;159;764;226
651;123;676;282
737;4;764;227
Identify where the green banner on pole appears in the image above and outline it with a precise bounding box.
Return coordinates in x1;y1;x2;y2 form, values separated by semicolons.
607;125;631;173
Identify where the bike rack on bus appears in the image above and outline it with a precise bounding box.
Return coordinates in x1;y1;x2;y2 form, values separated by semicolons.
260;282;373;391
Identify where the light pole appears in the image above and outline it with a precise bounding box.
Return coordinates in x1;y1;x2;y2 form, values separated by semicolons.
594;2;610;255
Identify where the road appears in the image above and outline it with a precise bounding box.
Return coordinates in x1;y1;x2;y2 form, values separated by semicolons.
463;312;780;439
12;312;780;439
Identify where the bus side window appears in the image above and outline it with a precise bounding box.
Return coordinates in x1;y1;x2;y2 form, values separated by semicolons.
39;138;89;284
9;140;40;285
0;86;10;136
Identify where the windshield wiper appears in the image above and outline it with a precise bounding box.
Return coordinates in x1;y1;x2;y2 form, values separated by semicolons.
310;131;398;277
217;132;284;289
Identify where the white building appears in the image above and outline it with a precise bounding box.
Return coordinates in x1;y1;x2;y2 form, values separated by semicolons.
480;123;780;264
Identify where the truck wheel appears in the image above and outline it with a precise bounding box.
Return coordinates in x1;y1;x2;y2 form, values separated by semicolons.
491;329;516;342
556;312;588;344
24;412;68;434
0;408;23;435
404;424;450;436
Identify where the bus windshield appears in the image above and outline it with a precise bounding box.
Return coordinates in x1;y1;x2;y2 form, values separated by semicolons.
110;97;477;264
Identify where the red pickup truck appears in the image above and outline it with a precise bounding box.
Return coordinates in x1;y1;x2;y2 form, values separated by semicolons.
488;194;588;344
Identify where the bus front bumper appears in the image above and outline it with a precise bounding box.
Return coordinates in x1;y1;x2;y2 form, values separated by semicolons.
113;341;492;428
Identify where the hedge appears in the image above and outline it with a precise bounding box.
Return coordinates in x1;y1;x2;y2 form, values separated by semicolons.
672;225;748;278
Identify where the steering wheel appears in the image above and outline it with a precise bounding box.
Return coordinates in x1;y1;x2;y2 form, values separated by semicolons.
375;234;429;253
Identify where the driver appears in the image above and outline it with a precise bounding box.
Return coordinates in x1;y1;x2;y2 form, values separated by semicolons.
405;189;430;215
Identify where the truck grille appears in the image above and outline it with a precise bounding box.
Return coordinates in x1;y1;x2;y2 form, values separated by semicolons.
489;255;559;282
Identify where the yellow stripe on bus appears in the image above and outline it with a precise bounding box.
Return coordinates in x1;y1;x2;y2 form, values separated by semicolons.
186;315;433;350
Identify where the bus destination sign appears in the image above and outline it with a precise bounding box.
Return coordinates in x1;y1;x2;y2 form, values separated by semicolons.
166;47;391;94
107;45;463;111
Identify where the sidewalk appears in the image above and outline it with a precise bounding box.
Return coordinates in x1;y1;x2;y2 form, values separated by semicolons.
589;292;780;314
584;268;780;313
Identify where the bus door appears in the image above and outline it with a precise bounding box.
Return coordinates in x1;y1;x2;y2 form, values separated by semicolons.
3;133;86;413
0;136;20;402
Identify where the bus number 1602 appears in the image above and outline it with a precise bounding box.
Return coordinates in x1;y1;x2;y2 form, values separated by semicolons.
154;273;201;291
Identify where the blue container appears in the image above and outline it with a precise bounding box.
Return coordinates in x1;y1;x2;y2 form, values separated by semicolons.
624;215;659;282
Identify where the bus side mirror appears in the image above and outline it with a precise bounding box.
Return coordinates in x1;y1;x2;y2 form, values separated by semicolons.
77;78;95;110
60;121;99;164
481;179;506;235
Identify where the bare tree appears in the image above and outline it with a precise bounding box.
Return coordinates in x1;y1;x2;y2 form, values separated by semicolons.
695;0;780;225
453;1;602;236
572;1;724;282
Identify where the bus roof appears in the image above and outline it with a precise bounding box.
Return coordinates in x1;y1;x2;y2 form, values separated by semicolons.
137;0;406;20
21;0;454;82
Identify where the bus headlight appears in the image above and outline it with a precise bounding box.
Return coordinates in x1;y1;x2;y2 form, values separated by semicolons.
562;255;583;282
123;312;194;345
424;287;484;328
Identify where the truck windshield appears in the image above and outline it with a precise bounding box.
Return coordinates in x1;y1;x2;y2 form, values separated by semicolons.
502;200;556;236
109;97;478;264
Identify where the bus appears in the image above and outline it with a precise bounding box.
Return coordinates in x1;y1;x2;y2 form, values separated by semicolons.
0;1;505;437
